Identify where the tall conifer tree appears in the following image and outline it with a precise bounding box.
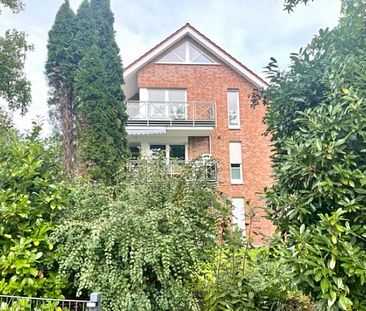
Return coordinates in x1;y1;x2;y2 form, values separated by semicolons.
74;46;120;181
73;0;127;181
90;0;129;161
46;0;129;181
45;0;77;177
74;0;98;63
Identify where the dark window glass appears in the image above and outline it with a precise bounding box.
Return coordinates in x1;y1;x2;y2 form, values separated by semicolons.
170;145;185;160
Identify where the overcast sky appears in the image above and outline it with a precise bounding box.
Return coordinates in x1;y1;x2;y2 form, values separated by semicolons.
0;0;341;134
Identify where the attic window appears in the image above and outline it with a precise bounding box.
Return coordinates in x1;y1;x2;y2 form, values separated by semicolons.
158;41;216;64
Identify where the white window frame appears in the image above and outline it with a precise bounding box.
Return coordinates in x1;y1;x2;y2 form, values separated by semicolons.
156;41;218;65
229;142;243;184
231;197;246;235
227;90;240;129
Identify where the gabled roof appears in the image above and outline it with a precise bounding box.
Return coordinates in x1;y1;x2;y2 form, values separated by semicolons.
123;23;268;98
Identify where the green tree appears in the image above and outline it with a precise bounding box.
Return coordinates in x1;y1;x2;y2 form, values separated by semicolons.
0;125;68;297
45;0;77;177
47;0;129;181
53;158;228;310
259;0;366;309
74;0;98;63
74;46;123;181
0;0;32;113
90;0;129;162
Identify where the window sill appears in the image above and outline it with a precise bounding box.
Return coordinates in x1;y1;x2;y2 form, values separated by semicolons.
228;126;241;130
230;180;244;185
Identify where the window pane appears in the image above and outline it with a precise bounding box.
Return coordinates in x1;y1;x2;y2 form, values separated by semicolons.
173;43;186;60
229;114;238;125
148;89;165;101
231;165;242;180
227;90;239;127
170;145;185;160
130;146;140;159
189;43;214;63
188;43;201;61
150;144;166;151
227;91;238;109
159;52;184;63
159;42;186;62
193;54;214;63
150;144;166;158
168;90;185;102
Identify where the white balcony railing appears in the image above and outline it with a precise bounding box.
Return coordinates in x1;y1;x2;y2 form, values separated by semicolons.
129;158;218;182
126;101;216;127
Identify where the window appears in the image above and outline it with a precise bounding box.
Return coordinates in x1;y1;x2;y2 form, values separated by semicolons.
229;142;243;184
149;144;186;161
129;145;140;159
232;198;245;234
158;41;216;64
147;89;186;120
227;90;240;129
169;145;185;160
150;144;166;158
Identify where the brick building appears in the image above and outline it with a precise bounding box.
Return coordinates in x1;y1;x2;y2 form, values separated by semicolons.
123;23;274;244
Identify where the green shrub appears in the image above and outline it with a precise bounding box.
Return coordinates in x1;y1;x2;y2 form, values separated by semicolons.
258;0;366;309
0;125;67;297
53;157;228;310
194;231;314;311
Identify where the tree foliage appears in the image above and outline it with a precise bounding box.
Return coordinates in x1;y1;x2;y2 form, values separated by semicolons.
0;0;24;13
283;0;315;12
0;125;68;297
89;0;129;172
74;46;124;180
53;158;228;310
46;0;77;177
0;0;32;114
73;0;127;181
260;0;366;309
46;0;129;181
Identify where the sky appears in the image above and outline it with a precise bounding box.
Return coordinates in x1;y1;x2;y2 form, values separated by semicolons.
0;0;341;135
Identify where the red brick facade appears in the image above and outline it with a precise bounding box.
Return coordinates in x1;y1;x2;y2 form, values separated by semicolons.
137;62;274;245
188;136;210;160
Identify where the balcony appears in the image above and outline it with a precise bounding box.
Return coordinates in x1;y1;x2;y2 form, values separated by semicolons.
129;158;218;182
126;101;216;127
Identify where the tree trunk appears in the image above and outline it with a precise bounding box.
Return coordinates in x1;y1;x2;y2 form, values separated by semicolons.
59;84;76;177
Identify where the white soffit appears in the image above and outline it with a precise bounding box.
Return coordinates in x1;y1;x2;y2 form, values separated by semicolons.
124;24;268;90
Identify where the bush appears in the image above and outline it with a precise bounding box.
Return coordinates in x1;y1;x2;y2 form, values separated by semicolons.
194;230;314;311
53;157;228;310
0;125;67;297
259;0;366;309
